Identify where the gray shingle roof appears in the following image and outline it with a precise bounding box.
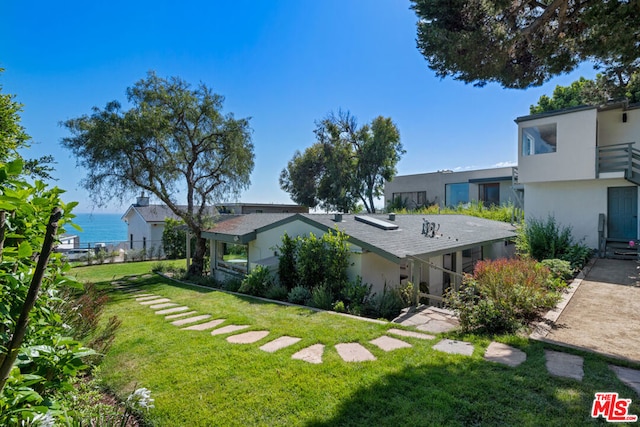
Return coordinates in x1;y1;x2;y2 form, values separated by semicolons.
202;213;516;262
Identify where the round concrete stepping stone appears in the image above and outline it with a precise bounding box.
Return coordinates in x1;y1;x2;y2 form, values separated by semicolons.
111;281;125;286
610;365;640;396
260;336;302;353
544;350;584;381
165;311;198;320
127;276;138;280
433;339;474;356
139;298;171;305
335;343;377;362
156;306;190;315
182;319;226;331
150;302;178;310
387;328;435;340
141;274;153;278
291;344;325;364
370;336;412;352
227;330;270;344
484;342;527;367
171;314;211;326
135;295;160;301
210;325;250;336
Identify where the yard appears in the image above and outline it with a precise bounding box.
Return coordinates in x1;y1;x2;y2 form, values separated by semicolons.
73;262;640;426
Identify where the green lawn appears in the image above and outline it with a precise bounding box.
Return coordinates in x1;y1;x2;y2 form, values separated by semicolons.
75;263;640;426
69;259;186;283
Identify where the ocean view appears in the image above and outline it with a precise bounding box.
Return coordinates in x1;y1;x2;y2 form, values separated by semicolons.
68;213;128;247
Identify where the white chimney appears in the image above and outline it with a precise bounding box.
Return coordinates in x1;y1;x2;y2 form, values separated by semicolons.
136;193;149;207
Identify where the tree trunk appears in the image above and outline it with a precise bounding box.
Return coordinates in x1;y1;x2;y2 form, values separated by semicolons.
187;235;208;277
0;207;62;394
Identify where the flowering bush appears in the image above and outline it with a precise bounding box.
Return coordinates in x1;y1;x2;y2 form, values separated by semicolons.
445;258;562;334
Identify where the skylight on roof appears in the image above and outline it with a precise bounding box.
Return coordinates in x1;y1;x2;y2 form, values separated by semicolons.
354;215;399;231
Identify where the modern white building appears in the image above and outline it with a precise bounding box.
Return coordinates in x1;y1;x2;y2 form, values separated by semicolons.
514;101;640;254
384;167;519;210
202;213;516;303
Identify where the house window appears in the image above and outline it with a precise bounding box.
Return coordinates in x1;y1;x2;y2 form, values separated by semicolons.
130;234;133;249
522;123;557;156
391;191;428;209
445;183;469;207
479;183;500;207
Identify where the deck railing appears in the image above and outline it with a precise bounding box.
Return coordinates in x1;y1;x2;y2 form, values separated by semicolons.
597;142;640;182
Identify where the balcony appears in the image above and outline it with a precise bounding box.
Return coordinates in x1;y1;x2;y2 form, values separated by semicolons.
597;143;640;185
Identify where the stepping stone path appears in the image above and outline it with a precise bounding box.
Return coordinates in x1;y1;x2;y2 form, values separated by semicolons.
370;336;412;352
260;336;301;353
211;325;250;336
484;342;527;367
156;306;190;315
150;302;177;310
227;330;269;344
335;343;376;362
182;319;226;331
545;350;584;381
129;292;640;386
292;344;325;364
433;339;474;356
171;314;211;326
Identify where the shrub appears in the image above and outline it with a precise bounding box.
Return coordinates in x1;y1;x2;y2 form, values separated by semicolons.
287;286;312;305
563;243;593;270
364;284;407;320
445;258;562;334
310;285;334;310
265;283;289;301
342;277;373;316
152;261;169;273
541;259;574;281
332;300;346;313
239;265;272;297
277;232;298;291
516;216;572;260
220;277;242;292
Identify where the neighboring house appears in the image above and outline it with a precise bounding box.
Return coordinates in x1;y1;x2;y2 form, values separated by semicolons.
202;213;516;303
121;195;309;252
514;101;640;254
384;167;519;210
55;234;80;251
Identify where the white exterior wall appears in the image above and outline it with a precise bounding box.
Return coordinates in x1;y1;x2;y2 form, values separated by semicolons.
598;107;640;147
250;220;327;262
359;252;400;295
518;108;598;183
524;178;636;249
125;212;150;250
148;224;165;252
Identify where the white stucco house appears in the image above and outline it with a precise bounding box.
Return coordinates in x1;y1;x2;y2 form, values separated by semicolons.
384;166;520;210
514;101;640;255
202;213;516;303
121;195;309;253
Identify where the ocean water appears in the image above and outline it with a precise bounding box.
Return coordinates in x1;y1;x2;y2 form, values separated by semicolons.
66;213;128;247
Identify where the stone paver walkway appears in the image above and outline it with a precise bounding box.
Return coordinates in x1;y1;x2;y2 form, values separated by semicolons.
129;289;640;391
483;342;527;367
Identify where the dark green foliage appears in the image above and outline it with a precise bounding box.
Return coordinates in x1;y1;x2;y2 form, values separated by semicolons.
310;285;334;310
221;278;242;293
445;258;562;334
530;73;640;114
341;277;373;316
517;216;592;270
162;218;190;259
277;232;298;291
363;285;406;321
410;0;640;89
280;110;403;213
287;286;312;305
239;265;273;297
265;283;288;301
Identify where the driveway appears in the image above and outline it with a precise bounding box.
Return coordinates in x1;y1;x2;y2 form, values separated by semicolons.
543;258;640;362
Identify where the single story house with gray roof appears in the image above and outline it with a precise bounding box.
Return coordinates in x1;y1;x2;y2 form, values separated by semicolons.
202;213;516;302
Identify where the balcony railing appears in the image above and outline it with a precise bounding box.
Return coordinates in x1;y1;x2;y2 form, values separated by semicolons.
597;142;640;184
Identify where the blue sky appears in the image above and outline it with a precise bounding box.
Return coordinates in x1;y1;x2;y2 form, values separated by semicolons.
1;0;597;213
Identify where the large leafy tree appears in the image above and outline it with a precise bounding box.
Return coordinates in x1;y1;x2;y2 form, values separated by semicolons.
280;111;403;213
530;72;640;114
62;72;255;276
411;0;640;89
